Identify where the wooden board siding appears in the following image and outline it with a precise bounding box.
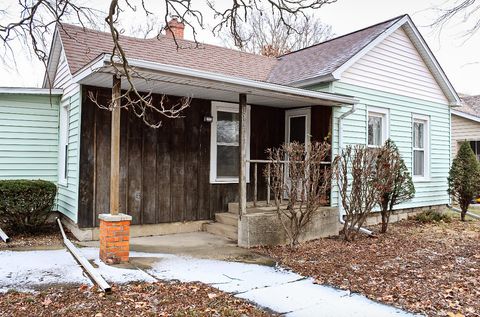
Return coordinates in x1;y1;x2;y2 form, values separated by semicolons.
451;114;480;156
55;47;82;222
330;81;450;209
78;87;287;227
341;27;448;104
0;94;60;181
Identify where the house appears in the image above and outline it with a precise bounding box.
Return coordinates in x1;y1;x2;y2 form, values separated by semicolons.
451;95;480;159
0;14;460;247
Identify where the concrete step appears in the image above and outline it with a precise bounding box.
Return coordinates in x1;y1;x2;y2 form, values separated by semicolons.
215;212;238;227
204;223;237;241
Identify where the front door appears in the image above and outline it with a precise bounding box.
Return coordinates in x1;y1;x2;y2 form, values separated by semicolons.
284;108;311;197
285;108;311;147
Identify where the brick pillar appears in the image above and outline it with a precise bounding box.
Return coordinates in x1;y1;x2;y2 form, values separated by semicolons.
99;213;132;264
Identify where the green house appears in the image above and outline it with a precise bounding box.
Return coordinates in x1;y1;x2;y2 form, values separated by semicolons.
0;15;460;244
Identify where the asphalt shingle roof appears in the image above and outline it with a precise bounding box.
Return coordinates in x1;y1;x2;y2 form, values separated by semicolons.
268;15;404;85
458;95;480;116
58;24;278;82
57;15;405;86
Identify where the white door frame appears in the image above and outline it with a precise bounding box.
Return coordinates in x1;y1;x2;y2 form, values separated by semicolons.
284;108;311;198
285;107;311;146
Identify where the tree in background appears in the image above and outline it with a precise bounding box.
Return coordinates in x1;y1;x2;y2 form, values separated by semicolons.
448;141;480;221
430;0;480;39
267;141;331;247
375;139;415;233
333;145;379;242
221;11;333;57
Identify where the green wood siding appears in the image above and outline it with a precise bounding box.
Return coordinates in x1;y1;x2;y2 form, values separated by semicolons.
329;81;450;209
0;94;60;181
56;90;81;222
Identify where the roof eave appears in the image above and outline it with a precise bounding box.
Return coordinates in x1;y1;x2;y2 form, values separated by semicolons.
452;109;480;123
72;54;359;106
0;87;63;95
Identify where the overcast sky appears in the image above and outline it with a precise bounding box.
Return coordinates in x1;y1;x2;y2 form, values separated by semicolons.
1;0;479;95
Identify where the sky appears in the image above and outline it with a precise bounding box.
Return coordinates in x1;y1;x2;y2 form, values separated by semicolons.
1;0;479;95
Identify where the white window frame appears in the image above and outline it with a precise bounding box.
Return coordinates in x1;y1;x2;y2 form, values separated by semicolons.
209;101;251;184
58;103;70;186
367;106;389;147
412;114;430;181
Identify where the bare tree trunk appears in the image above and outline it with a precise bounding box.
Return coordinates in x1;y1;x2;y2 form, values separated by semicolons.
381;212;389;233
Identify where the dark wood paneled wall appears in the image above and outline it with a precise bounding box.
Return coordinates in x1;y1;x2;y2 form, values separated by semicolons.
78;86;286;227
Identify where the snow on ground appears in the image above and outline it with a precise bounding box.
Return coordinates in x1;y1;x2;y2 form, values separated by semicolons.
0;249;89;292
0;248;418;316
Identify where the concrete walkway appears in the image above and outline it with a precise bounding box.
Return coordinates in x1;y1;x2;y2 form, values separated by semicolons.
79;231;275;264
0;246;418;316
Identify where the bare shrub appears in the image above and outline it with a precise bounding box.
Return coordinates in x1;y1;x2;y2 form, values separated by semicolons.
333;145;379;242
266;141;331;247
375;139;415;233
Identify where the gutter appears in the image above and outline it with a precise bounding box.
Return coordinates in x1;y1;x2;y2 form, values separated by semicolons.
0;87;63;95
336;104;374;236
451;109;480;124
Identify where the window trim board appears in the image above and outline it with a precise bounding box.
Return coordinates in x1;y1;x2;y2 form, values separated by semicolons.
412;113;430;181
209;101;251;184
366;106;390;147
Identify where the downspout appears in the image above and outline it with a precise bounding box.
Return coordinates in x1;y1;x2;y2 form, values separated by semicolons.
337;104;374;236
446;204;480;220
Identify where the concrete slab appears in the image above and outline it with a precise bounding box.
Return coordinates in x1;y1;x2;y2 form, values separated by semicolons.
78;231;274;265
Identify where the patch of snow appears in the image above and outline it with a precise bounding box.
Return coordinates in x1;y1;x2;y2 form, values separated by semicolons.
147;256;303;293
80;248;156;284
0;248;419;316
0;249;89;292
147;256;417;317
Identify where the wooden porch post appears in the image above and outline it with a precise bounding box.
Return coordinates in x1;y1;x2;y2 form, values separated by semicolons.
239;93;247;219
110;75;121;215
99;75;132;265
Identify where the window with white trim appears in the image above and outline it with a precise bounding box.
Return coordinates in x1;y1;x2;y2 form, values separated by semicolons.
367;107;389;147
412;115;429;178
210;102;250;183
58;103;70;185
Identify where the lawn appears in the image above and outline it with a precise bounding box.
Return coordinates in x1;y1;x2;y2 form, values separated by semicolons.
0;282;274;317
256;216;480;317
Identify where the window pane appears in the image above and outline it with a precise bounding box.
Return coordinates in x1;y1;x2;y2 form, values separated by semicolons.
414;150;424;176
413;122;424;148
368;116;382;146
217;145;239;177
217;111;239;144
289;116;306;143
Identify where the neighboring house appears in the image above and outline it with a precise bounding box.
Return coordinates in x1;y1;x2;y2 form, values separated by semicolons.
451;95;480;160
0;14;460;244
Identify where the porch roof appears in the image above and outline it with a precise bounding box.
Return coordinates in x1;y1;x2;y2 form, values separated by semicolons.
73;54;358;108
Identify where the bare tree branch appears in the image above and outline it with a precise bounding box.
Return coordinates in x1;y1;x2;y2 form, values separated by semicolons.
1;0;336;127
221;10;333;56
429;0;480;39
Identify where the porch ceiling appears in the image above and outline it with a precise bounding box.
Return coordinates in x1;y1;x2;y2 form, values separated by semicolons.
74;55;358;108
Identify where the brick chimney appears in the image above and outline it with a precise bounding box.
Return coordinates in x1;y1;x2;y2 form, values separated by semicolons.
165;17;185;39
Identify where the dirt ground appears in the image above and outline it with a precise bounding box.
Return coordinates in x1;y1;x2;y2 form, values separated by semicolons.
0;282;275;317
256;217;480;317
0;224;70;250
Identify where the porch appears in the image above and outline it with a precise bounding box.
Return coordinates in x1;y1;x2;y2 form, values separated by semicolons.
74;57;355;245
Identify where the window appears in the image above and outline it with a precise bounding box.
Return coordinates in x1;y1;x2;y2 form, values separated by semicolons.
210;102;250;183
367;107;389;147
412;115;429;179
469;141;480;161
58;103;70;185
